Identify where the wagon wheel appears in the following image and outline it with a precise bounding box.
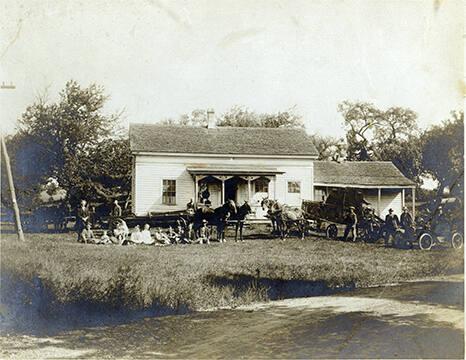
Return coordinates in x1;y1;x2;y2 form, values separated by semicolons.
418;232;433;251
451;232;463;250
326;224;338;240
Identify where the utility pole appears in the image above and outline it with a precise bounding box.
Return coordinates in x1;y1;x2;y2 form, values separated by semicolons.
1;82;24;241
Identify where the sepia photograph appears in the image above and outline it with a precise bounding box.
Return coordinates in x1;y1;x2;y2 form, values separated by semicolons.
0;0;464;358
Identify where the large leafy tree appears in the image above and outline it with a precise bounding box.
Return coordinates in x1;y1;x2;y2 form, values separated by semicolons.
337;100;423;183
2;81;125;208
337;101;382;161
309;134;347;161
422;111;464;200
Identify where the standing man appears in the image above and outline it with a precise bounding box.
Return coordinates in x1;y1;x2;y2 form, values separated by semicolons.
384;208;400;246
343;206;358;242
400;206;414;230
109;199;122;233
76;199;90;242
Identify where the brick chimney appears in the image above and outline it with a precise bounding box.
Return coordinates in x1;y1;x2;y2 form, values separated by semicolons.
207;109;215;128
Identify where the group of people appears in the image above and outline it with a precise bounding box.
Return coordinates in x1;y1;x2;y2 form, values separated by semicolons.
342;205;415;244
76;198;213;245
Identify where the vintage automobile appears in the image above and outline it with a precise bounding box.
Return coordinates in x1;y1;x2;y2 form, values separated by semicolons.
393;198;463;250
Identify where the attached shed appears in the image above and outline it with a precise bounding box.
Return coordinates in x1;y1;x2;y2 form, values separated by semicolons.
129;124;318;219
313;161;416;217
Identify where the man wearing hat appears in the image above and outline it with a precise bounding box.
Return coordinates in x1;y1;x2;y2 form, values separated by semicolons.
343;206;358;242
384;208;400;246
400;206;414;230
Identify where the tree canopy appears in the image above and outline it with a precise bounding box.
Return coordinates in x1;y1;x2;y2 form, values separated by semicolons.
422;111;464;199
160;105;304;128
2;81;127;208
336;100;423;183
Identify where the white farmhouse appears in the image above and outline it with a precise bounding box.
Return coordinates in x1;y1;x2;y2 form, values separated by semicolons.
129;123;318;219
129;122;415;219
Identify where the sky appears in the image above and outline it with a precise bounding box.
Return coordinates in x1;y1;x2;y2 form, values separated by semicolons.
0;0;463;137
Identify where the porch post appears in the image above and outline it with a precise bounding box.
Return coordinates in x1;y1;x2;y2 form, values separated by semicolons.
377;188;381;217
412;187;416;218
221;179;225;204
273;176;276;199
402;188;405;208
248;178;252;202
194;176;198;206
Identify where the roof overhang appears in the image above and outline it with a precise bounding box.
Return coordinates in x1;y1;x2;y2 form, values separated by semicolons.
314;182;415;189
132;151;317;159
187;166;285;176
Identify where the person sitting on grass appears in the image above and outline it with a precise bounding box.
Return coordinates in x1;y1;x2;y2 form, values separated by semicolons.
80;223;95;244
196;219;210;245
114;219;129;245
129;225;143;244
167;226;180;244
154;227;171;245
140;224;155;245
98;230;113;245
176;222;190;244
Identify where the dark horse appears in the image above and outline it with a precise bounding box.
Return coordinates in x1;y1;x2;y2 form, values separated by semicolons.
189;200;237;242
230;201;252;242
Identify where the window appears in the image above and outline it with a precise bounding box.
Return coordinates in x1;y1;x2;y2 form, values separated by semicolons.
287;181;301;194
162;179;176;205
254;178;269;193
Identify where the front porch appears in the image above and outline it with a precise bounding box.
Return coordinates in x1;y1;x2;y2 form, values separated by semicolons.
188;166;284;220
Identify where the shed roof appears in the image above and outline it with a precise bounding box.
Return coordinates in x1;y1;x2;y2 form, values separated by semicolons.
314;161;415;187
129;124;318;157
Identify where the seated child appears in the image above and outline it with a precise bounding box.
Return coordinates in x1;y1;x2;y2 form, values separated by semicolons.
130;225;143;244
154;228;171;245
197;219;210;244
80;224;95;244
140;224;155;245
97;229;112;245
167;226;180;244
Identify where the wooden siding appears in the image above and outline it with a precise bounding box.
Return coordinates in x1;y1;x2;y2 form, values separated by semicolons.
363;189;402;217
312;186;403;217
133;154;313;216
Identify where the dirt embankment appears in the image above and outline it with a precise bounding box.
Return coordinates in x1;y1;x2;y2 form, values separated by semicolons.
1;233;463;334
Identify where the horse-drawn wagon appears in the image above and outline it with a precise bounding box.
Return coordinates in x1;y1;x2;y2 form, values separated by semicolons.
301;187;384;242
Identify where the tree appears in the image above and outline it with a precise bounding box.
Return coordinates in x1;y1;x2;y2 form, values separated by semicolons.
309;134;346;161
217;105;303;128
2;80;123;208
337;101;382;161
160;105;304;128
337;100;423;183
422;111;464;201
160;109;208;127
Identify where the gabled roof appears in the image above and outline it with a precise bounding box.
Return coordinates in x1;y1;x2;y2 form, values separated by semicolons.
129;124;318;157
314;161;415;187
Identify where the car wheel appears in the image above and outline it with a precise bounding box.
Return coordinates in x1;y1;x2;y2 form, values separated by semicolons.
418;232;433;251
326;224;338;240
451;232;463;250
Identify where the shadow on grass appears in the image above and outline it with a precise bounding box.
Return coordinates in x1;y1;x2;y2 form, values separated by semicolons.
205;272;356;301
0;274;189;336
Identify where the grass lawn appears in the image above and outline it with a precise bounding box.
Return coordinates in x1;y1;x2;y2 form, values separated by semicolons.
1;226;463;315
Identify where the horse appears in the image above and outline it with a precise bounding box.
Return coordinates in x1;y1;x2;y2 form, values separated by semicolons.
230;201;252;242
191;200;237;243
261;198;306;240
261;197;281;234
